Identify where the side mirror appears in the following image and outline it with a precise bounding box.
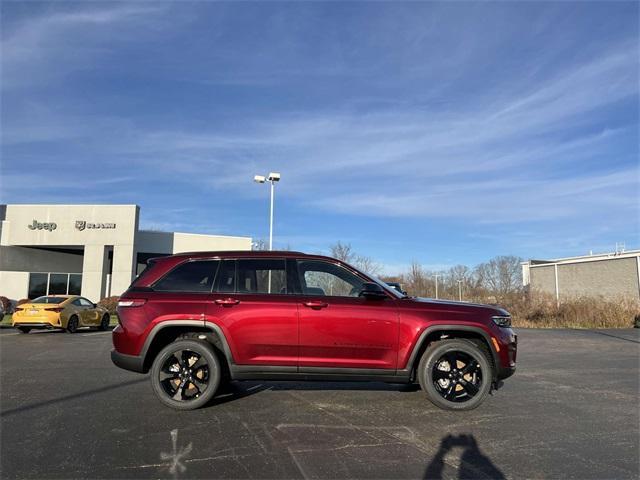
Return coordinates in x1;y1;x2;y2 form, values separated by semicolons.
93;303;98;309
359;282;387;299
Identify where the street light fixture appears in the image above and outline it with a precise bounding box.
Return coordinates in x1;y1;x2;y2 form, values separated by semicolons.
253;172;281;251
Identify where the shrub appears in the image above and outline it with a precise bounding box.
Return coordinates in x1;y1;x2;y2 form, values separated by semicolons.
98;296;120;314
0;296;11;314
504;293;640;329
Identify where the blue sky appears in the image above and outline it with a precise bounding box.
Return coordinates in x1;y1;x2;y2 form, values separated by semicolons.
1;1;638;273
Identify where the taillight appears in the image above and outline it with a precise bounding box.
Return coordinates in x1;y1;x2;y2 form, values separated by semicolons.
118;299;147;308
46;307;64;313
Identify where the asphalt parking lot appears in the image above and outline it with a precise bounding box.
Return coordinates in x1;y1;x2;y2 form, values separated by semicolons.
1;328;638;479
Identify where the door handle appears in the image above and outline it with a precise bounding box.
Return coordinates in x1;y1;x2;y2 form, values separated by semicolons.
214;298;240;306
303;300;328;309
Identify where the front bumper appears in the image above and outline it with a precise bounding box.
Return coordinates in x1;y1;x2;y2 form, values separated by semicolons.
111;350;146;374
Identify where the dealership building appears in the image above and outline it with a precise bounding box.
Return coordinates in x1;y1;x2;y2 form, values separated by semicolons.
0;204;252;302
522;249;640;303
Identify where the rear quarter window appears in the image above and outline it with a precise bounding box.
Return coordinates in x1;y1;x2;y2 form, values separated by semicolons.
153;260;220;292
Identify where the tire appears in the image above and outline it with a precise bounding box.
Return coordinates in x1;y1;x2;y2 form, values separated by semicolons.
150;339;221;410
17;327;31;334
418;339;493;411
98;314;110;331
66;315;79;334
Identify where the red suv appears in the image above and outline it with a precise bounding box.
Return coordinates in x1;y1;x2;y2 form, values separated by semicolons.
112;251;516;411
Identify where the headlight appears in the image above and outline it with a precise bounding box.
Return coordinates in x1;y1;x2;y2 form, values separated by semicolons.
492;315;512;327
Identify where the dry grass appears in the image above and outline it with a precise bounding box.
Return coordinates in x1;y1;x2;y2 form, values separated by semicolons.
499;293;640;329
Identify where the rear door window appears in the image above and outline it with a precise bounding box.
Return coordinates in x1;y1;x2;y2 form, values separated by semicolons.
153;260;220;292
236;259;287;294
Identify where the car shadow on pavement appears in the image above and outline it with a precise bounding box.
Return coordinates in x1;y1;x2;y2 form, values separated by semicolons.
0;377;147;418
208;380;421;407
424;434;505;480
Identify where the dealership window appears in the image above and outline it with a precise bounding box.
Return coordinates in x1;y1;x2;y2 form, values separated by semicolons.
68;274;82;295
27;273;83;299
28;273;48;299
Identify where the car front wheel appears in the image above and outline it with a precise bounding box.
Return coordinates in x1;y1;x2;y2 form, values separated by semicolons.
150;339;221;410
418;339;493;411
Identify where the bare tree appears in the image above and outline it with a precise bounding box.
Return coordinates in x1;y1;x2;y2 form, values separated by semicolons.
252;239;268;251
475;255;523;302
329;241;381;276
330;241;356;263
353;255;382;276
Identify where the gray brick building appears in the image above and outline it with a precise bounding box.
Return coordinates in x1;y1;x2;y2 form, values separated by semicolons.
522;250;640;304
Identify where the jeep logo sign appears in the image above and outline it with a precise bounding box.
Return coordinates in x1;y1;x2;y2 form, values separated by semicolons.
28;220;57;231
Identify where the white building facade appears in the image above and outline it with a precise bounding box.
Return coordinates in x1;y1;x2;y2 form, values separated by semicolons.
0;204;252;302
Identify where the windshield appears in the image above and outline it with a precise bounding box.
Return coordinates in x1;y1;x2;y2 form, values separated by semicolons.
31;296;67;304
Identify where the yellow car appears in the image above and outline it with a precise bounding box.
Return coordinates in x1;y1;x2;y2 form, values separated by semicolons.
13;295;111;334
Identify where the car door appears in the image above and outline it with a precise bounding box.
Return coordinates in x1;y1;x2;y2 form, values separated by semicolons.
295;259;400;371
205;258;298;367
77;297;98;325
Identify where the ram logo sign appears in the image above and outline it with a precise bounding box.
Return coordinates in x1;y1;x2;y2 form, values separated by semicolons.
75;220;116;231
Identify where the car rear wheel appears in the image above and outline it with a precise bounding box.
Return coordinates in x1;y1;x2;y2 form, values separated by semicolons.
150;339;221;410
17;327;31;334
66;315;79;334
418;339;492;411
98;314;110;331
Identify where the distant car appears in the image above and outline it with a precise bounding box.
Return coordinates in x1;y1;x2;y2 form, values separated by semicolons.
386;282;407;296
13;295;110;334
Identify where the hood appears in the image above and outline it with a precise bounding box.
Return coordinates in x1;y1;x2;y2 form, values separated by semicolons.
409;297;510;316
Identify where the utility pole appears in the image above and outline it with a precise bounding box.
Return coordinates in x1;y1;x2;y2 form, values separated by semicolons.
434;274;440;299
457;279;463;301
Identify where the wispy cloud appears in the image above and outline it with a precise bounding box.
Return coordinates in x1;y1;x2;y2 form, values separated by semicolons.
1;1;638;263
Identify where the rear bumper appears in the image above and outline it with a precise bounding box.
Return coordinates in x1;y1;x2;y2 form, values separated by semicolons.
111;350;146;374
13;322;57;329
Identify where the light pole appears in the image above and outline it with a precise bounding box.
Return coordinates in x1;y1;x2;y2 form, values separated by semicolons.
253;172;281;251
434;274;440;299
457;279;463;301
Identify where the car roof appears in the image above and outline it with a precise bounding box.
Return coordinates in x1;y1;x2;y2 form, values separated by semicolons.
152;251;337;262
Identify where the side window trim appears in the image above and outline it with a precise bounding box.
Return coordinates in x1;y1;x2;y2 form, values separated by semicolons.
286;258;302;295
213;259;236;294
151;259;221;293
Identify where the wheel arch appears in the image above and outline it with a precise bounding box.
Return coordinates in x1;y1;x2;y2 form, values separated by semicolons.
405;325;498;380
140;321;235;374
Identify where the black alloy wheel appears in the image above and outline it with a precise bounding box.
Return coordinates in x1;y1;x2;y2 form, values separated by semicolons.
432;350;483;402
418;339;493;411
151;339;221;410
99;314;110;331
66;315;79;333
